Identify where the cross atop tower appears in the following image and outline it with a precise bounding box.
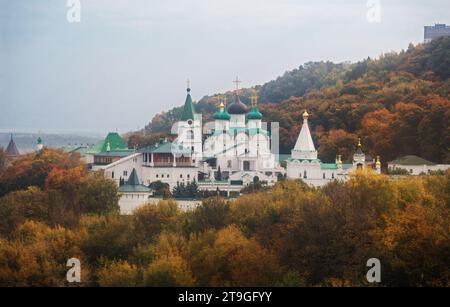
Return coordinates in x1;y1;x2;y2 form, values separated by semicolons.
251;91;258;107
186;78;191;91
233;76;241;93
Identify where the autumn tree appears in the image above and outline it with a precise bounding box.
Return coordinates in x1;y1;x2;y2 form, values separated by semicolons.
97;260;140;287
133;201;180;244
78;172;120;215
0;148;82;197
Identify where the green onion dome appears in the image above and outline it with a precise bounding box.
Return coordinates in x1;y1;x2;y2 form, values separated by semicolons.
213;102;231;120
213;110;231;120
246;106;262;120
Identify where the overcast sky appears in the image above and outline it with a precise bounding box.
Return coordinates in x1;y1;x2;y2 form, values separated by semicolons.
1;0;449;133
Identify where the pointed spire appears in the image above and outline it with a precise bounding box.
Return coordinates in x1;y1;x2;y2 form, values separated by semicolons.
6;133;20;157
180;85;196;121
119;168;152;193
127;168;140;186
291;109;317;160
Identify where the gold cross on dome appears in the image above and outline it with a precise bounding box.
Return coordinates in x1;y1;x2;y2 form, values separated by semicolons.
251;91;258;107
233;76;241;93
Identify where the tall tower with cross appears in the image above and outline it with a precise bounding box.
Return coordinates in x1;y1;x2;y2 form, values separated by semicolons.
176;80;203;163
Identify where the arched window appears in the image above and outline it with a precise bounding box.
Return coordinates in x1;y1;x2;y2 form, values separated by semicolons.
187;130;194;140
303;170;307;179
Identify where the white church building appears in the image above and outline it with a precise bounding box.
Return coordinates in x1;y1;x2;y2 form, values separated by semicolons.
102;80;382;202
286;110;381;186
102;83;285;195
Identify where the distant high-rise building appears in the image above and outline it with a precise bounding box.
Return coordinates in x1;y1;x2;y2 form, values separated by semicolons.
424;24;450;43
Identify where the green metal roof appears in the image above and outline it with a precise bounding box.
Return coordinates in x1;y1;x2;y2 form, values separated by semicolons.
139;141;191;155
320;163;338;170
119;168;152;193
86;132;128;155
180;89;196;121
246;106;263;120
100;132;128;152
213;108;231;120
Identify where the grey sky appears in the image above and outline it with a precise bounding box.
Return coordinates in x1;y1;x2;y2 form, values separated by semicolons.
0;0;449;133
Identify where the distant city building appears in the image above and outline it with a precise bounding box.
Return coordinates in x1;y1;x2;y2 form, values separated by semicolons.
424;23;450;43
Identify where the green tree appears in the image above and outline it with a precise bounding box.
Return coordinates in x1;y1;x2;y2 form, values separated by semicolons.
78;172;120;214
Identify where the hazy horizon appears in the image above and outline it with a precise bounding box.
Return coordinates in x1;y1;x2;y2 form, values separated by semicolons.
1;0;449;133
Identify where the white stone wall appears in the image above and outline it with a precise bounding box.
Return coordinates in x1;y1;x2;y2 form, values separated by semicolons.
388;164;450;175
103;153;199;189
247;119;262;129
103;153;142;185
141;166;199;189
229;114;246;128
287;160;343;187
119;192;152;214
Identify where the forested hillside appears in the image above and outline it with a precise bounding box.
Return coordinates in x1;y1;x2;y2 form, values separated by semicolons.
136;37;450;163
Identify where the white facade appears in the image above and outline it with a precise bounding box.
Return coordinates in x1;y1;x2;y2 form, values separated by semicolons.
202;111;284;185
287;111;381;187
175;115;203;163
119;192;153;215
102;88;285;193
388;163;450;175
103;152;198;189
